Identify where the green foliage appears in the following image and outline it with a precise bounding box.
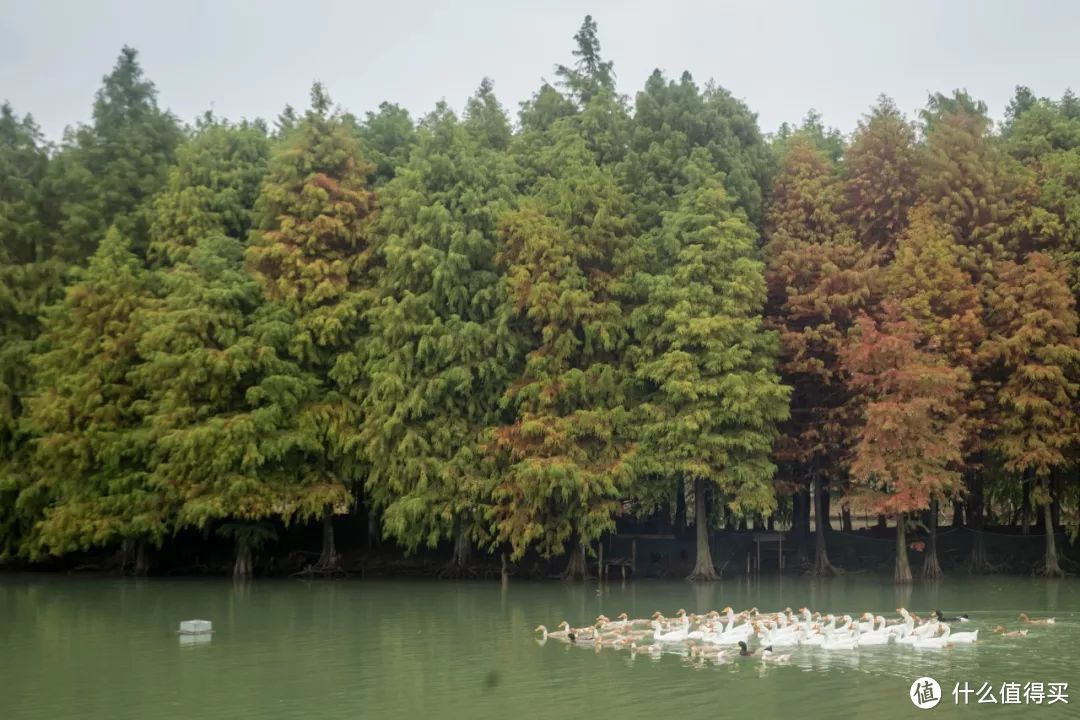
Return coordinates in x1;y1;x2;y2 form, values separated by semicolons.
984;253;1080;477
629;178;789;518
149;118;269;266
489;128;634;560
363;101;519;553
357;102;417;186
622;71;772;230
48;47;182;261
555;15;616;106
246;86;379;522
27;230;162;557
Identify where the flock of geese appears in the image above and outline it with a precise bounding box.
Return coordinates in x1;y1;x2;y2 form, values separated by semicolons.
535;607;1056;664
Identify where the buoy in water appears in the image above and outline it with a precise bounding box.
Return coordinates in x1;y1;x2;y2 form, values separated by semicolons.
178;619;213;635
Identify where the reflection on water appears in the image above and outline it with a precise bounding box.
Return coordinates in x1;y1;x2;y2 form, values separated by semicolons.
0;574;1076;719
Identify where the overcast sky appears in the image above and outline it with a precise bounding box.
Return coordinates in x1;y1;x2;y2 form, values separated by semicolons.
3;0;1078;141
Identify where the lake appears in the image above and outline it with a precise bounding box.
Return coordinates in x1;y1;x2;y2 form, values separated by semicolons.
1;574;1076;719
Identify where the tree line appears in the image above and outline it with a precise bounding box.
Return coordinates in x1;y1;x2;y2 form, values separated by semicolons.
1;17;1077;581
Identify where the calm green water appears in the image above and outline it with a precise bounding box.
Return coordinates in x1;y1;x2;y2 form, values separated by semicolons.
1;574;1077;719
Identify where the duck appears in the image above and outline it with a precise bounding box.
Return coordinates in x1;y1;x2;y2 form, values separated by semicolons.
913;625;950;650
856;612;876;633
947;626;978;644
992;625;1029;638
737;640;756;657
630;642;662;657
689;642;728;663
821;623;858;650
760;646;792;664
652;618;689;643
567;628;598;644
856;616;892;646
933;609;970;623
1018;613;1055;626
799;624;826;647
535;621;571;640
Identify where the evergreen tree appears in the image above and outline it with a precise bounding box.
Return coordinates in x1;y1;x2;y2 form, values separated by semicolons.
247;84;379;568
488;128;633;576
621;71;772;230
133;118;286;577
357;102;417;187
518;83;577;134
630;176;788;580
464;78;512;151
49;47;182;261
148;117;269;266
363;99;519;571
0;104;68;559
136;235;309;578
27;230;160;572
555;15;616;106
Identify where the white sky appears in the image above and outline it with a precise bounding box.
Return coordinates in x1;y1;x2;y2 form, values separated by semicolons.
2;0;1078;141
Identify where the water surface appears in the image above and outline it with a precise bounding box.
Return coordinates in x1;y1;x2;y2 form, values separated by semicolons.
1;574;1076;719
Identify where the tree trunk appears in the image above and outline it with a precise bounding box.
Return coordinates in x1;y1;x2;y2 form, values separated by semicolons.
318;504;338;568
1021;479;1031;534
922;499;943;579
952;499;965;529
134;540;150;577
688;477;718;580
234;539;253;580
876;515;887;534
563;541;589;580
367;506;380;550
1041;477;1064;577
820;487;833;532
1051;470;1062;531
441;519;472;577
792;485;810;563
968;472;991;572
673;478;687;539
841;506;852;532
895;514;912;584
812;479;837;575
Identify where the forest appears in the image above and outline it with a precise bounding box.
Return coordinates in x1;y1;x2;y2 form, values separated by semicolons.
1;17;1077;583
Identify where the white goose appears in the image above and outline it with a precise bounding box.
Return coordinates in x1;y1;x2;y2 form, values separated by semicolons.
913;625;950;650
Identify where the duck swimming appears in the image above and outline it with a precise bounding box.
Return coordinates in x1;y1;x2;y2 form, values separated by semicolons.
993;625;1029;638
1018;613;1056;626
933;609;970;623
760;646;792;664
737;640;755;657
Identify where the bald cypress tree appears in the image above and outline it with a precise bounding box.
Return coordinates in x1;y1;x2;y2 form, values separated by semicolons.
621;71;772;230
363;96;519;572
489;127;633;576
764;136;874;574
148;116;270;266
631;174;788;580
984;253;1080;575
28;229;160;572
133;119;289;578
247;85;379;569
0;104;68;560
845;97;919;258
49;47;182;261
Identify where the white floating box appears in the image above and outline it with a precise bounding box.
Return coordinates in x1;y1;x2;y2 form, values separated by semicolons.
179;633;212;646
178;619;213;635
